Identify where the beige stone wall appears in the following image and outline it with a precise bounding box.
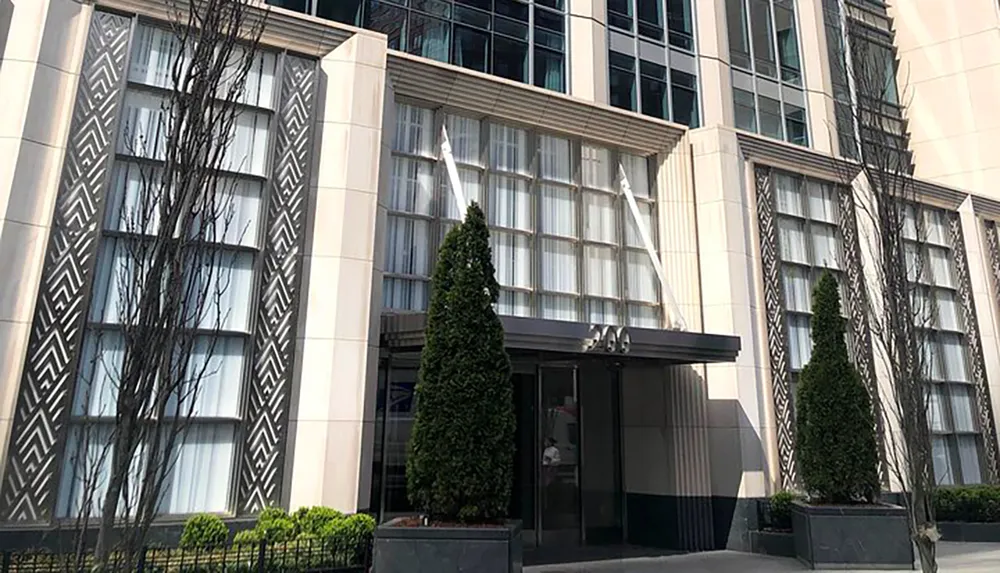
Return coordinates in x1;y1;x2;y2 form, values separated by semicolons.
892;0;1000;196
569;0;608;104
286;31;389;513
0;0;91;485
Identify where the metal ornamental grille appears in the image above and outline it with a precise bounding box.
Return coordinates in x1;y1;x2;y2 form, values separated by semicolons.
383;100;664;329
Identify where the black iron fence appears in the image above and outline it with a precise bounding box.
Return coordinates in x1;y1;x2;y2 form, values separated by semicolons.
0;538;372;573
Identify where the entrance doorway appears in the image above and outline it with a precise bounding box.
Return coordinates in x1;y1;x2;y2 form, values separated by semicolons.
510;358;624;550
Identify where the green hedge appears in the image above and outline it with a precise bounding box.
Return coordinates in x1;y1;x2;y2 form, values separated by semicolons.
767;491;801;531
180;514;229;549
936;485;1000;522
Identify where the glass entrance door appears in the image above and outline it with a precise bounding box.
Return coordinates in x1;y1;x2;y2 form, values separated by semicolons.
539;365;581;547
579;362;624;544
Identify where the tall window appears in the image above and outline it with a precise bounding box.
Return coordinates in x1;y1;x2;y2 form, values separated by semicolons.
607;0;700;127
268;0;567;93
771;172;845;409
384;102;664;328
905;206;984;485
725;0;808;146
56;25;276;517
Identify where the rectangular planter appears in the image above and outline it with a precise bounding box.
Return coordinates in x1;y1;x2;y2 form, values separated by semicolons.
792;501;914;570
749;530;795;557
374;518;522;573
938;521;1000;542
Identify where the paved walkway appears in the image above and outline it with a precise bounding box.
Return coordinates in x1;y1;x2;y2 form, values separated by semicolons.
525;542;1000;572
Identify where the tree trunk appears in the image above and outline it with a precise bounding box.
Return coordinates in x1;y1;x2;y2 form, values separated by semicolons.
915;532;937;573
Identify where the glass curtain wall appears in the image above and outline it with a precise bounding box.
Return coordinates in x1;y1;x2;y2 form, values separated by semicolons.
268;0;567;93
383;101;664;328
904;206;985;485
771;171;847;412
724;0;808;145
606;0;700;127
56;24;277;517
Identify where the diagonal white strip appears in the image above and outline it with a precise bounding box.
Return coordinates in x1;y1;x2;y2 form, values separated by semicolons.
619;163;687;331
440;125;467;216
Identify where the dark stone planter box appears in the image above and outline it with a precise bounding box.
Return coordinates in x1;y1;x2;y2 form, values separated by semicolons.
374;518;522;573
750;529;795;557
792;501;914;570
938;521;1000;542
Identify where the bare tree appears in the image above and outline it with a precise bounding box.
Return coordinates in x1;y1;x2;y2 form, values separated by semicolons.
827;3;940;571
56;0;267;568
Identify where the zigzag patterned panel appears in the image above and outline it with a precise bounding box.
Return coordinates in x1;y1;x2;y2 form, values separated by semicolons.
951;216;1000;483
753;166;797;489
0;12;131;521
837;188;890;486
239;55;317;513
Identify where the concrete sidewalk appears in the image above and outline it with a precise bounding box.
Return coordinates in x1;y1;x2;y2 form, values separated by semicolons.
525;542;1000;572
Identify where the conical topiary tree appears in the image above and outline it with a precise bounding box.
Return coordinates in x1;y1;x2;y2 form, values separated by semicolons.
795;271;880;504
406;202;515;523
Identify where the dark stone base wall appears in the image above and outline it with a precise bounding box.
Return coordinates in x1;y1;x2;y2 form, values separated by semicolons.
0;517;258;552
625;494;757;552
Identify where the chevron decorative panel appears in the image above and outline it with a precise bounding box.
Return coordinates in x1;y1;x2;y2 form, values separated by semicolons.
238;55;317;513
838;188;889;485
951;216;1000;483
754;165;797;488
0;11;131;522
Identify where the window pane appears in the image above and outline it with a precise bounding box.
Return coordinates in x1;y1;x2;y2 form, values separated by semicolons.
385;217;431;276
812;225;840;269
493;36;528;83
161;424;236;514
542;294;579;322
584;191;618;243
610;53;637;112
445;114;482;166
936;291;961;331
367;2;405;50
621;154;651;198
950;385;976;433
118;91;170;160
383;278;429;311
670;71;699;127
921;334;944;381
129;25;189;89
74;331;124;416
539;135;572;183
534;47;566;92
925;209;948;246
317;0;364;26
957;435;983;485
585;245;619;298
782;266;811;312
666;0;694;50
774;0;801;84
540;185;577;238
640;74;668;120
785;104;808;145
489;175;532;231
806;181;837;223
497;290;532;317
626;251;659;302
492;231;532;289
759;95;783;139
940;334;968;382
541;238;578;294
581;145;613;190
443;167;484;220
775;173;803;216
749;0;776;77
787;314;812;370
928;247;954;288
490;124;530;173
927;385;948;432
932;435;955;485
453;25;489;73
628;304;661;328
181;336;245;418
734;88;757;132
395;104;436;156
625;201;655;248
391;158;435;215
726;0;751;68
777;218;808;263
409;13;451;63
586;299;619;323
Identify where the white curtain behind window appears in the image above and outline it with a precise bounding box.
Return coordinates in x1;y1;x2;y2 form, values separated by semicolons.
540;185;576;237
620;154;651;198
581;144;612;190
391;158;435;215
625;201;654;248
811;225;840;269
932;436;955;485
627;304;660;328
182;336;245;418
118;91;171;160
925;209;948;246
584;245;618;298
490;176;532;231
928;247;954;288
383;278;428;311
777;218;808;263
927;385;947;432
445;114;482;166
936;291;961;331
539;135;572;183
161;424;235;514
56;426;146;518
950;385;976;433
941;335;968;382
190;250;255;332
786;314;812;369
806;181;836;222
497;291;531;317
782;266;811;312
541;294;578;322
584;192;617;243
490;124;529;174
775;174;802;216
957;436;982;484
541;239;578;294
492;232;532;289
73;331;124;417
443;168;483;220
223;111;271;176
128;25;186;88
625;251;658;302
586;299;618;323
385;217;431;276
395;104;435;156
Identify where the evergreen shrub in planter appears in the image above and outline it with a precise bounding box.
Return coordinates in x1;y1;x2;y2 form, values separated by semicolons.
374;203;520;573
791;272;912;569
935;485;1000;542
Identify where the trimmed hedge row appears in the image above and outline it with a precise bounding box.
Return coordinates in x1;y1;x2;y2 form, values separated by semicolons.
936;485;1000;523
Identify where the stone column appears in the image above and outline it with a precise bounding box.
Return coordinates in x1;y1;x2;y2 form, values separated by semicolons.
568;0;608;104
286;31;389;513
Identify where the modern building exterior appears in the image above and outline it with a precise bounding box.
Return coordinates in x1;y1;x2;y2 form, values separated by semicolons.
2;0;1000;559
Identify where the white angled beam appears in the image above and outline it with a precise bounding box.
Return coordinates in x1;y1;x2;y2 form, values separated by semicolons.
619;163;687;331
440;125;467;216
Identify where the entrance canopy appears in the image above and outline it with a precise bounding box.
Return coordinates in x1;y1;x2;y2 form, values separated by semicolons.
380;314;740;364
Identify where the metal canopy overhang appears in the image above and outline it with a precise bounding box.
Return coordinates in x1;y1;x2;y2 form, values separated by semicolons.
380;314;741;364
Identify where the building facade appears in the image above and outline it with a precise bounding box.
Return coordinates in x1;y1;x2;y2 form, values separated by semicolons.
2;0;1000;557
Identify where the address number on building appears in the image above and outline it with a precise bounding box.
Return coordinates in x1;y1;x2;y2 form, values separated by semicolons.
584;325;631;354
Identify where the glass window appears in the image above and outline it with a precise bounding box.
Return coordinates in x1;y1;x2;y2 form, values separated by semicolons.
608;0;634;30
774;0;801;84
535;47;566;92
585;245;619;298
366;2;405;50
787;314;812;370
539;135;572;183
494;36;528;82
453;25;489;72
489;176;533;231
637;0;664;41
493;231;533;289
785;104;808;146
726;0;751;69
666;0;694;51
671;70;700;127
540;185;577;238
783;267;811;312
610;52;637;112
316;0;364;25
582;145;613;190
775;173;803;216
490;124;529;174
409;13;451;63
759;95;783;139
734;88;757;132
541;238;579;294
749;0;776;77
584;192;618;243
640;61;668;120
